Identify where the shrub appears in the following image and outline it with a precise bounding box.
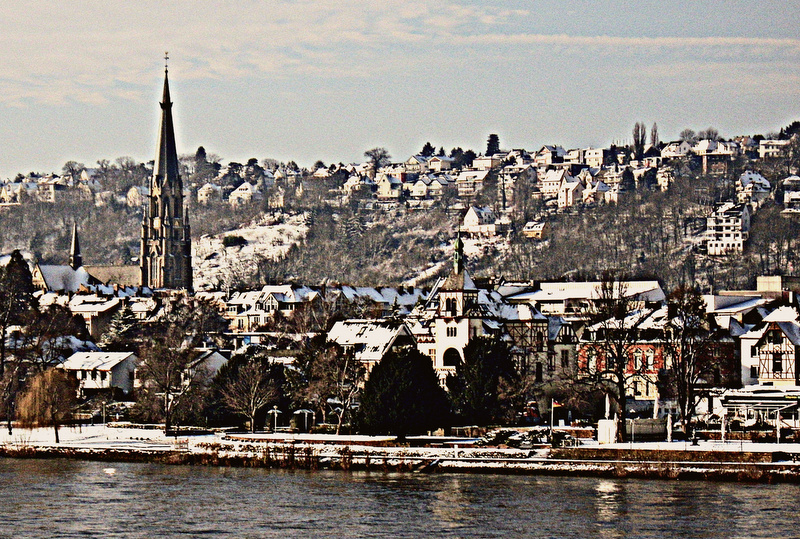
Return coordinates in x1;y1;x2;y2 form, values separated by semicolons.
222;235;248;248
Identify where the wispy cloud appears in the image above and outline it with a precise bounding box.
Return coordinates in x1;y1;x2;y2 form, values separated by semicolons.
0;1;798;106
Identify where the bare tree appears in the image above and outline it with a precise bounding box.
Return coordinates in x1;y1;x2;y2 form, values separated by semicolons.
290;338;365;434
17;369;77;443
364;147;391;171
697;127;719;141
220;359;278;432
679;129;697;143
577;274;649;441
135;341;211;432
662;287;717;433
134;297;228;431
650;122;659;148
632;122;647;160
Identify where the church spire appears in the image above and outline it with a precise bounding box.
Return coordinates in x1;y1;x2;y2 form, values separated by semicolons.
153;52;180;188
453;229;464;274
69;221;82;270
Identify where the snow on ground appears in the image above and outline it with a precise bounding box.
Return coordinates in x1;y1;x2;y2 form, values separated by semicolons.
0;424;179;451
193;212;308;291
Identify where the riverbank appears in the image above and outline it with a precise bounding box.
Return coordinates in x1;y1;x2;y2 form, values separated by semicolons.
4;424;800;483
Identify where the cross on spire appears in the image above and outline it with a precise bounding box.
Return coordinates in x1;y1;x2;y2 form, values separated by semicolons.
164;52;169;72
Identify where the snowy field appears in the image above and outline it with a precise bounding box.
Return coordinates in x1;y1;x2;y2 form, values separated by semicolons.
192;212;308;291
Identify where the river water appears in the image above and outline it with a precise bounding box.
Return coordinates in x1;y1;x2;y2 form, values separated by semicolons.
0;458;795;538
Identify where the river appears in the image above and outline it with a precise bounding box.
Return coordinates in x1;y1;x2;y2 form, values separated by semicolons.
0;458;795;538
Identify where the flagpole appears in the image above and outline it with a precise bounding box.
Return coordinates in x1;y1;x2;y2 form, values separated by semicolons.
550;398;554;441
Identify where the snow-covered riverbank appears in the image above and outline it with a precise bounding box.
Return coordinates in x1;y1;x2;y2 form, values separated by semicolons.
4;424;800;482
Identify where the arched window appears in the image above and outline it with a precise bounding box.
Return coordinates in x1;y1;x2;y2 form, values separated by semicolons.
442;348;461;367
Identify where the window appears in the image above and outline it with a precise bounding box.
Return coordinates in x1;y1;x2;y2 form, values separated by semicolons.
751;345;758;357
770;330;783;345
773;353;783;374
442;348;461;367
633;350;644;370
100;371;107;381
750;365;758;379
446;326;457;338
547;354;555;372
560;349;570;369
91;370;97;381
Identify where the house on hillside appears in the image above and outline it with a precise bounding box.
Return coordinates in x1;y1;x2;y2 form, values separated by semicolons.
539;169;570;198
759;139;791;160
704;202;750;256
229;182;262;206
534;145;567;167
661;140;693;159
521;221;549;240
462;206;500;238
736;171;771;206
472;154;503;171
404;155;430;174
557;178;584;209
428;155;455;172
455;170;488;198
197;183;223;204
376;173;403;201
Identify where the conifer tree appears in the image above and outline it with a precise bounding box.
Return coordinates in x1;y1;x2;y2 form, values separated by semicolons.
358;346;450;438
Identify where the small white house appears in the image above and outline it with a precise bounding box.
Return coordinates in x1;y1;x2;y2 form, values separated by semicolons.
61;352;138;398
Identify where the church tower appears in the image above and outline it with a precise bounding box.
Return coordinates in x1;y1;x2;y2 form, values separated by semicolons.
69;221;82;270
140;58;192;291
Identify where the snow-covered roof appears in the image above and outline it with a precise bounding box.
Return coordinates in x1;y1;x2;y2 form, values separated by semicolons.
509;280;665;303
327;319;412;364
739;170;770;190
61;351;136;372
763;306;799;323
38;265;93;293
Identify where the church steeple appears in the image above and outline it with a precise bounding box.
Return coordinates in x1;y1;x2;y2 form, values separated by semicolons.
69;221;82;270
140;56;193;291
153;56;180;190
453;230;464;274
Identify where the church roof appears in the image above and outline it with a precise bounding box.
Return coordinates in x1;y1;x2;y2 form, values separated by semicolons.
37;265;94;293
440;269;476;291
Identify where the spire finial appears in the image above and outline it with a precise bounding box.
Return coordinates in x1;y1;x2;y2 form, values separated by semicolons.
164;51;169;73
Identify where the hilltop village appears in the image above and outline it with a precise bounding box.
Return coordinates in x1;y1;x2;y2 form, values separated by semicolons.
2;68;800;444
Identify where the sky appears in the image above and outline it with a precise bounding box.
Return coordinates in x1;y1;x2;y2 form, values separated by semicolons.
1;0;799;179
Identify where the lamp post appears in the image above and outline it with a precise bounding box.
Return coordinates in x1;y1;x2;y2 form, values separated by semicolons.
268;405;282;432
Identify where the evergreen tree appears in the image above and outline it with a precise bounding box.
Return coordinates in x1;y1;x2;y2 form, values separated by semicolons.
447;336;519;426
99;306;138;351
358;346;450;438
0;250;35;376
420;142;435;157
486;134;500;156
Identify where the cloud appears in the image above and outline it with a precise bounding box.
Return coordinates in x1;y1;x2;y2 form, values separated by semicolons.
0;1;798;106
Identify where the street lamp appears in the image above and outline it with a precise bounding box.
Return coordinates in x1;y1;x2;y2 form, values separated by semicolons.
268;405;282;432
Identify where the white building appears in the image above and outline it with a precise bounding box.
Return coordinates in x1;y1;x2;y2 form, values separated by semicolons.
705;202;751;256
61;351;138;398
